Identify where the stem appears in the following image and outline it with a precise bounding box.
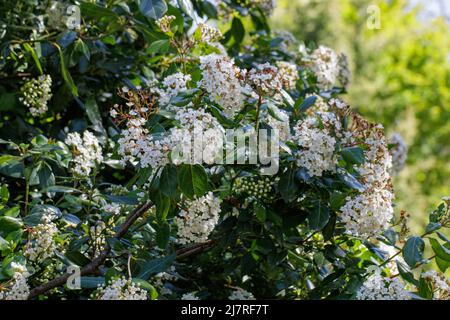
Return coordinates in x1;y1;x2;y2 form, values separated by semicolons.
255;95;262;133
24;179;30;215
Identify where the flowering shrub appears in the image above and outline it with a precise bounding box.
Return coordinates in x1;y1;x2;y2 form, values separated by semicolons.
0;0;448;300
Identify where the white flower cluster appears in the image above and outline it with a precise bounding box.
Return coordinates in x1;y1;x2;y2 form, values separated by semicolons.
19;74;52;116
197;22;222;44
181;293;200;300
309;46;339;91
24;212;58;263
158;72;192;107
0;263;30;300
291;112;341;177
175;192;222;244
248;63;282;96
422;270;450;300
389;133;408;175
117;103;225;169
153;266;178;296
96;277;147;300
356;268;411;300
228;288;256;300
117;117;173;169
339;123;394;239
339;192;394;240
171;107;225;165
249;0;277;16
65;130;103;176
103;203;122;216
156;15;176;34
303;46;352;91
276;61;298;90
199;54;248;117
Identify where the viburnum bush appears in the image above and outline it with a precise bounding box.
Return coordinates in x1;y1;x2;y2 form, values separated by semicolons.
0;0;449;301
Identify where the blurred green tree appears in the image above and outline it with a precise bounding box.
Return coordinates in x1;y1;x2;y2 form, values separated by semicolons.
272;0;450;232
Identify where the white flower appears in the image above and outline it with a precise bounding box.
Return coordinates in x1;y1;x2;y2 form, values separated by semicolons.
421;270;450;300
96;277;147;300
228;288;255;300
25;220;58;263
356;268;411;300
339;191;394;240
65;130;103;176
0;267;30;300
199;54;248;117
181;293;200;300
248;63;282;96
276;61;298;90
156;15;176;34
291;112;341;177
103;203;122;216
308;46;339;91
159;72;192;107
196;22;222;44
19;75;52;116
175;192;222;244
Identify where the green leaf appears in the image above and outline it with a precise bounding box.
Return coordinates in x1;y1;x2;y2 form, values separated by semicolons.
308;201;330;231
155;221;170;249
138;254;175;280
80;3;119;19
38;162;55;189
0;216;23;236
148;39;170;54
103;194;139;205
41;186;79;193
0;235;9;251
231;17;245;46
0;184;9;203
340;146;365;165
418;277;433;300
55;43;78;96
131;278;158;299
436;255;450;273
84;97;105;135
429;238;450;262
177;164;208;199
80;276;105;288
424;222;441;234
23;43;43;74
150;190;170;222
278;166;298;202
396;261;418;286
0;156;24;178
402;237;425;268
138;0;168;19
255;203;266;223
159;164;177;197
295;95;317;112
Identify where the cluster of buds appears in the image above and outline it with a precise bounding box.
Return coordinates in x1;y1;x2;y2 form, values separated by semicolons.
156;15;176;34
19;75;52;116
234;176;276;202
110;87;158;124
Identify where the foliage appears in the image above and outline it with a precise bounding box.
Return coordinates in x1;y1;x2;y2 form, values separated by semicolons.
0;0;448;300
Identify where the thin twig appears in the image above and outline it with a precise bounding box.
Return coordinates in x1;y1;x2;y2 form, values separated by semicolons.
28;201;153;299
